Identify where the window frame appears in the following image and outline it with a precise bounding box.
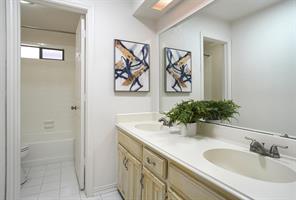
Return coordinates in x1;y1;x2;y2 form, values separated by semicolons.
20;45;65;61
40;47;65;61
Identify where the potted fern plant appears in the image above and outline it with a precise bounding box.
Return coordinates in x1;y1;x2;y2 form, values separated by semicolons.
164;100;207;136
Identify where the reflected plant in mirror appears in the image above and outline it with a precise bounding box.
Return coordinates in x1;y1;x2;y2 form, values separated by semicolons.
159;0;296;139
203;100;240;122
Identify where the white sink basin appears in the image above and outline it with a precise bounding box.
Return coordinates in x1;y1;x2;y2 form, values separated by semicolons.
134;123;167;132
203;148;296;183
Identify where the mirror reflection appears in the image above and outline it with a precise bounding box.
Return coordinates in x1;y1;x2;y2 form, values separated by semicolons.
159;0;296;138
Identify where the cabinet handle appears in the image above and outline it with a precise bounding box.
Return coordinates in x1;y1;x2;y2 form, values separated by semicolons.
124;158;129;170
123;157;126;166
146;157;156;166
140;174;144;189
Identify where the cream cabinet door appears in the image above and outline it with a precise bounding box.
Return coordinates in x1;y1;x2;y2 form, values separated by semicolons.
118;145;129;199
168;164;225;200
168;188;185;200
142;167;166;200
126;152;142;200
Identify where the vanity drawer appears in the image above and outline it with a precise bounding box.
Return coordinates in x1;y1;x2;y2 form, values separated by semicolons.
118;131;142;161
168;164;226;200
143;147;167;179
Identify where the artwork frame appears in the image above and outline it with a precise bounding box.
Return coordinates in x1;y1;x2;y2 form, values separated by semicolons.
164;47;192;93
114;39;150;92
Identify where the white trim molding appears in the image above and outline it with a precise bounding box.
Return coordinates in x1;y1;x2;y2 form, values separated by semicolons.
5;0;95;198
0;0;6;199
6;0;21;199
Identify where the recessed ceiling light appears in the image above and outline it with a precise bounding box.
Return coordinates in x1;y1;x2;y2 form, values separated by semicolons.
20;0;34;5
152;0;174;11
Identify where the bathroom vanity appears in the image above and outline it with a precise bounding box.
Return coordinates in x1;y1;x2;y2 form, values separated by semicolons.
115;0;296;199
116;113;296;200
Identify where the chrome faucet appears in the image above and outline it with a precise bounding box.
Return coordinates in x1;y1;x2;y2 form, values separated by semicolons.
158;117;172;127
245;137;288;158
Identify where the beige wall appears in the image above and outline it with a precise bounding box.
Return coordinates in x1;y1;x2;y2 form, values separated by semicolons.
88;0;158;190
204;43;224;100
21;28;76;143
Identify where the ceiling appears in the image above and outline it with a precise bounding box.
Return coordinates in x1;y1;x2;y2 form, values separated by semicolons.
199;0;282;22
21;2;81;33
134;0;183;20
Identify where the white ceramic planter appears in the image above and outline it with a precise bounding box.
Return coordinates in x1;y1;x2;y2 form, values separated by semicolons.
180;123;197;137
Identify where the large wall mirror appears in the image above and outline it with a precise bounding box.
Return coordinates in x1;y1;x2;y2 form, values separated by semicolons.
159;0;296;138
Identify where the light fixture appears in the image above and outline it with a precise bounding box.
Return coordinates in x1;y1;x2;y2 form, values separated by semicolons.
152;0;174;11
20;0;34;5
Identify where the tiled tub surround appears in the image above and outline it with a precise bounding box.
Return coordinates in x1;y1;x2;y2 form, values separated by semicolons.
116;113;296;200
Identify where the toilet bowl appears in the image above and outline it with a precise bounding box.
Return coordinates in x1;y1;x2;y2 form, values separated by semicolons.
21;145;30;185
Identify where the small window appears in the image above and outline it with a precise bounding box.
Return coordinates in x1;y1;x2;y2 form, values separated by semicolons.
21;46;40;59
21;45;64;61
41;48;64;61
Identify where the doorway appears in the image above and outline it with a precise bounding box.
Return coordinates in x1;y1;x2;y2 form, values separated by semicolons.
201;34;231;100
20;1;86;198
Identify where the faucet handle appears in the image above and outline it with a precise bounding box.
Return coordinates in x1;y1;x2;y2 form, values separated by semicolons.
245;136;256;143
270;144;288;149
269;144;288;158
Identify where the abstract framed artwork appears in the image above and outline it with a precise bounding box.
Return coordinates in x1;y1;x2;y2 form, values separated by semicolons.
165;47;192;93
114;39;150;92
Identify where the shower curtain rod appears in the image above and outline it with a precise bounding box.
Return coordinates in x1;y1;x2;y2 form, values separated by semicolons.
21;25;76;35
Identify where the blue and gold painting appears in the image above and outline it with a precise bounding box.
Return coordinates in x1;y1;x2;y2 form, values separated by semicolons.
114;39;150;92
165;47;192;93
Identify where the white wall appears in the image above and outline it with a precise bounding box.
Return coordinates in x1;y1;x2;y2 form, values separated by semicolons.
88;0;157;191
159;13;231;111
231;0;296;135
21;28;76;144
0;0;6;198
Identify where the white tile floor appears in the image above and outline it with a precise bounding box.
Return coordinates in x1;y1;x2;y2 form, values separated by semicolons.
21;161;122;200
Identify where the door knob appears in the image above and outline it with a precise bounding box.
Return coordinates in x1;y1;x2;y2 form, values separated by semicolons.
71;106;78;110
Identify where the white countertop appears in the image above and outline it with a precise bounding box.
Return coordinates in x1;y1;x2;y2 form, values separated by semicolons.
116;121;296;200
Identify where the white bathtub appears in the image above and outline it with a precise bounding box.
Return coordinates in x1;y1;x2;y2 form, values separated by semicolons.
22;138;74;167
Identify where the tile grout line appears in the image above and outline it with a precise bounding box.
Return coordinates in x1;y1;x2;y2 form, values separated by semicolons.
58;162;62;200
38;164;47;200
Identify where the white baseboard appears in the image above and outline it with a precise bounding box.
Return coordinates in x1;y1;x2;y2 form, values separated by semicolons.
93;183;117;196
21;156;73;167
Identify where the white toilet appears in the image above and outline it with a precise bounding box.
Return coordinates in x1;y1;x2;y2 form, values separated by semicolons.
21;145;30;185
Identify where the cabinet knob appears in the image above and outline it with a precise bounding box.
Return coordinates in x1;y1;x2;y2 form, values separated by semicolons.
146;157;156;166
71;105;78;110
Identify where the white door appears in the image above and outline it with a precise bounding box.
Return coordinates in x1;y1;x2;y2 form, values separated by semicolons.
74;15;86;190
0;0;6;198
